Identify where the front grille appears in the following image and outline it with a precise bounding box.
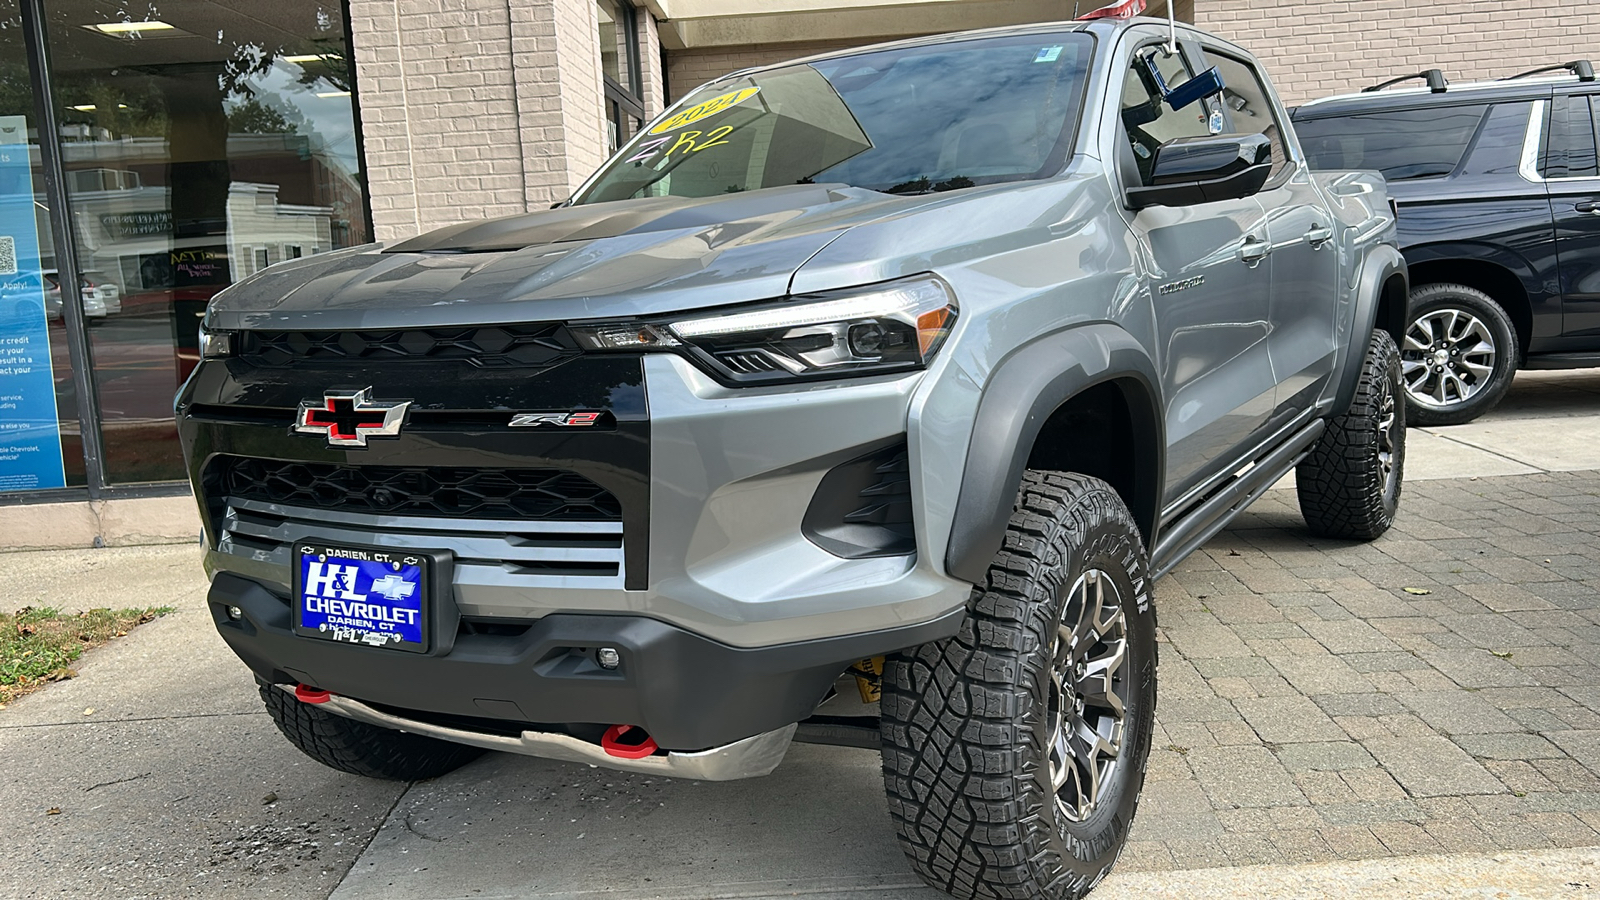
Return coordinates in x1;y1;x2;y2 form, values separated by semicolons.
238;323;582;370
216;499;626;588
212;457;621;521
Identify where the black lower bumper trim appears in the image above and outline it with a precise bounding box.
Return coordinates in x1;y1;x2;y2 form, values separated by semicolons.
208;573;965;751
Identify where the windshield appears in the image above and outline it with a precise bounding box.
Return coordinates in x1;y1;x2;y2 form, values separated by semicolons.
573;32;1093;204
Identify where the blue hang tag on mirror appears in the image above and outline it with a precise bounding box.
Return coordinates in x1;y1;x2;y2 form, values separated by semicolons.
1165;66;1225;112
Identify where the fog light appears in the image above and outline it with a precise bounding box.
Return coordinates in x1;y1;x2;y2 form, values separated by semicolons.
226;606;243;620
597;647;621;670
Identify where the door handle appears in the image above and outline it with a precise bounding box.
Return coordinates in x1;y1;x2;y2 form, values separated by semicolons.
1576;200;1600;215
1236;237;1270;265
1304;224;1334;247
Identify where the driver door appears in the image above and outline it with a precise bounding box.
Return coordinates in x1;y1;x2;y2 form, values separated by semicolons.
1113;44;1278;506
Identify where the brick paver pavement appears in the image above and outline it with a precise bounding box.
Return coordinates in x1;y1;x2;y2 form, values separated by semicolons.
1123;470;1600;871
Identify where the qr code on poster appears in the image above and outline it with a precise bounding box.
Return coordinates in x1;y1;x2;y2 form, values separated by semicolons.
0;236;15;275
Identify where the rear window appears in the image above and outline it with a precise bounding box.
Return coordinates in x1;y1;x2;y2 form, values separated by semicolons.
1294;105;1488;180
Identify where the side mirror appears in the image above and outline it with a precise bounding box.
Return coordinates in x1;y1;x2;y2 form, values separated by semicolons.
1126;133;1273;210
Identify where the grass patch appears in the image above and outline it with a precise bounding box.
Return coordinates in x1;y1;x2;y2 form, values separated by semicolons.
0;606;172;706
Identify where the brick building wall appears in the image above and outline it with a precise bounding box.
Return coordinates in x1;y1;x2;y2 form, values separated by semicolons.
349;0;656;244
1193;0;1600;106
348;0;529;243
665;39;893;100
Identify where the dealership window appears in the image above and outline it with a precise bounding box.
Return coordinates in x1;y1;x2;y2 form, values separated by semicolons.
35;0;370;488
0;0;85;492
598;0;645;154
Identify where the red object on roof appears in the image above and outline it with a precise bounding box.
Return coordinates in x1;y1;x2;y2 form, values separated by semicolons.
1077;0;1147;20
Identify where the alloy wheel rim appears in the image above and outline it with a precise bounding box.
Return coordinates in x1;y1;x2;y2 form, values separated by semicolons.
1047;568;1128;824
1400;308;1496;409
1378;358;1399;495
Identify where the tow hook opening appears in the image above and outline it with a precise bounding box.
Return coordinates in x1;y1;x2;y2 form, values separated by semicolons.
601;724;659;759
295;684;332;704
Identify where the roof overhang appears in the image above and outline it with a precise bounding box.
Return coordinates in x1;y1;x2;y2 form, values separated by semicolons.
649;0;1132;50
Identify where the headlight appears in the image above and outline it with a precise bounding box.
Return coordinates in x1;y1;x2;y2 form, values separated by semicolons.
198;323;235;359
573;276;957;384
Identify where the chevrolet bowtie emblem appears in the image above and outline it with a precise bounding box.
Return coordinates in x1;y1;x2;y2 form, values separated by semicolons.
294;388;410;448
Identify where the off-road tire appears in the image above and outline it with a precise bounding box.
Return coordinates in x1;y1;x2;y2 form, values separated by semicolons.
1401;283;1518;426
258;680;485;780
1298;329;1405;540
880;472;1157;900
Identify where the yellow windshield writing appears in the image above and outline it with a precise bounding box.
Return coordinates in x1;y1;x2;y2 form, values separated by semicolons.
647;87;761;135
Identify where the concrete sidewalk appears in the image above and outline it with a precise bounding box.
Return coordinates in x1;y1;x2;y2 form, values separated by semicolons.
0;546;406;900
3;368;1600;900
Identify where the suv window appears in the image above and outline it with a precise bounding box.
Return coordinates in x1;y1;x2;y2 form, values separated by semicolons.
1295;105;1487;180
1544;94;1599;179
1119;48;1210;184
1204;50;1289;179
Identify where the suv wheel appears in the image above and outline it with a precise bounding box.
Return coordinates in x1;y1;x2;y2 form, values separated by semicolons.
259;680;485;780
1298;329;1405;540
880;472;1156;900
1400;283;1518;426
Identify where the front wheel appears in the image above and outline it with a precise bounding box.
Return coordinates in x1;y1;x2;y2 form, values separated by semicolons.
880;472;1156;900
1400;283;1518;426
259;680;484;780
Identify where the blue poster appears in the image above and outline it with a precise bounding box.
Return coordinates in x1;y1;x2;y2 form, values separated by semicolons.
0;116;66;492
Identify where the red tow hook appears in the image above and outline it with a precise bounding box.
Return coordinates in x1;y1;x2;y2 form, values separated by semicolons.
295;684;332;704
601;724;659;759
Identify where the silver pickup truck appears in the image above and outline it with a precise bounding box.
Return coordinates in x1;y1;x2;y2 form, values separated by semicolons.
178;10;1407;899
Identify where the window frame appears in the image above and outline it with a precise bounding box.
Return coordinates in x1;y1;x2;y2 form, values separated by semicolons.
1540;91;1600;181
600;0;646;152
1196;43;1299;190
1113;39;1211;189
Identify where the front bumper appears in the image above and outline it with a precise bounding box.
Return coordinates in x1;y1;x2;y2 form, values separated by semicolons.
214;572;961;750
180;342;976;751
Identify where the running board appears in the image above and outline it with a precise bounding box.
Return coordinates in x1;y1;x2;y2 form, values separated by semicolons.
1524;353;1600;370
1149;419;1324;578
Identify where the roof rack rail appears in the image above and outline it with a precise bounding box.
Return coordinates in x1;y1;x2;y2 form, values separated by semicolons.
1501;60;1596;83
1363;69;1448;94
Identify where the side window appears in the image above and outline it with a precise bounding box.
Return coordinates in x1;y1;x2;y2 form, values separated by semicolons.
1118;48;1211;185
1294;106;1487;180
1204;50;1289;179
1545;94;1599;179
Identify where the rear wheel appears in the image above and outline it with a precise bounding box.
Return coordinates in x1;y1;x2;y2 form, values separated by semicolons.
880;472;1156;900
258;680;484;781
1298;329;1405;540
1400;283;1518;426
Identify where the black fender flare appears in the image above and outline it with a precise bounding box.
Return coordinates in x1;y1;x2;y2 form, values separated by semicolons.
943;323;1163;585
1332;244;1407;418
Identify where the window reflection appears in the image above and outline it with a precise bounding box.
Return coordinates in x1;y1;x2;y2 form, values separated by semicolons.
0;0;84;491
45;0;369;484
598;0;643;155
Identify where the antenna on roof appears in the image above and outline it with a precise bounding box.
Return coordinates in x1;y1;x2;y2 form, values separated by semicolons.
1362;69;1449;94
1501;60;1596;83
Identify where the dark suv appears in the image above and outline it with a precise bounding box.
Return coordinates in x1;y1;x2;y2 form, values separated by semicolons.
1293;62;1600;424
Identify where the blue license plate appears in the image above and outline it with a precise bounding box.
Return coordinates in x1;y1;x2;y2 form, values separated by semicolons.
293;541;430;653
